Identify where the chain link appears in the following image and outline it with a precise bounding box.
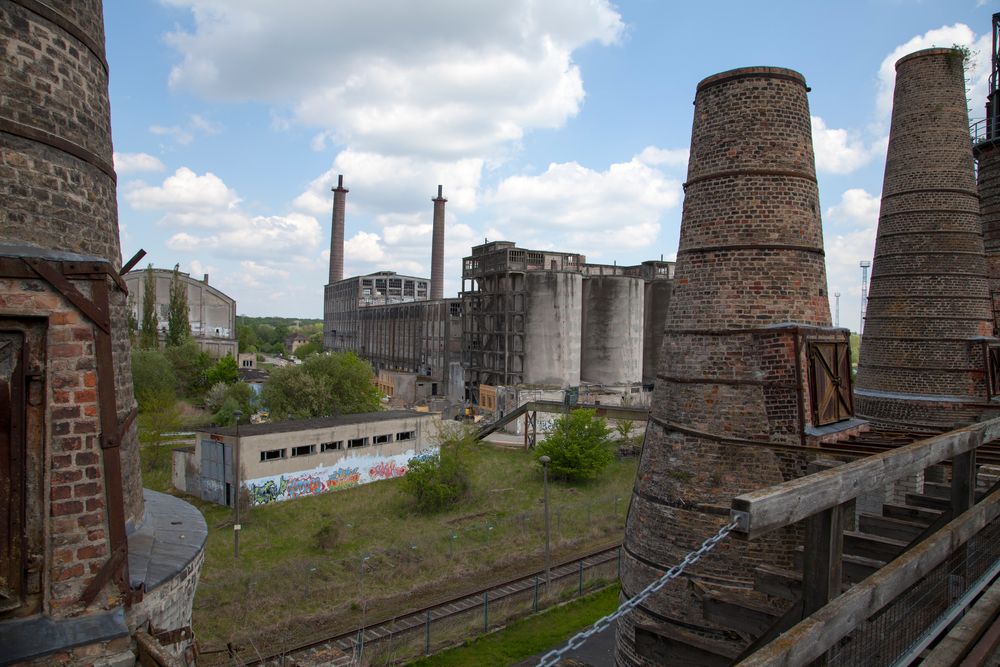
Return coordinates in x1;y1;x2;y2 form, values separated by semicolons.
536;519;738;667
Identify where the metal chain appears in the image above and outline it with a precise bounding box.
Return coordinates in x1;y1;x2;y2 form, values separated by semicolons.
536;519;738;667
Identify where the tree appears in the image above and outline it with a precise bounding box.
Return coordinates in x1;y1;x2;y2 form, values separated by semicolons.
166;263;190;347
131;349;177;410
205;355;239;386
209;382;257;426
399;426;473;513
261;351;382;421
164;340;212;397
138;389;182;472
139;264;159;350
292;341;321;360
535;408;613;481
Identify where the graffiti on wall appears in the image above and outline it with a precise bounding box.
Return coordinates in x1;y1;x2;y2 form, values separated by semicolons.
244;448;437;506
369;460;406;480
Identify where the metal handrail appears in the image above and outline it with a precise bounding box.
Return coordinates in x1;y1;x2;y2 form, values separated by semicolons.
972;117;1000;145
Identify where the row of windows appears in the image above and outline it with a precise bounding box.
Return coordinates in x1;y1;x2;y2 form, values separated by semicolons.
259;431;416;462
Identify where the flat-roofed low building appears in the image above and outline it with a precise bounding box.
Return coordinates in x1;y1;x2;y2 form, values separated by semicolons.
174;410;440;506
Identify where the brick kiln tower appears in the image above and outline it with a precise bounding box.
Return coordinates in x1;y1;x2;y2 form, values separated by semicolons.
1;1;205;664
974;13;1000;334
856;48;998;430
616;67;855;665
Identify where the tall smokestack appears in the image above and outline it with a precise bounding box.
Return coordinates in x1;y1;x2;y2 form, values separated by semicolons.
329;174;348;284
431;184;446;300
856;48;996;430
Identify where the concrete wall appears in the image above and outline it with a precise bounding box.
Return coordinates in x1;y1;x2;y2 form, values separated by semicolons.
523;272;582;386
642;280;672;385
188;412;440;506
581;276;644;384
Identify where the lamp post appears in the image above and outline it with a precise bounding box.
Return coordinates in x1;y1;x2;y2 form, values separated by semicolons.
233;409;243;559
540;455;551;590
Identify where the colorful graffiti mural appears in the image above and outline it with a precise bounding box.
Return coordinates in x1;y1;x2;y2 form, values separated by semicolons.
248;477;287;506
369;460;406;480
244;448;436;505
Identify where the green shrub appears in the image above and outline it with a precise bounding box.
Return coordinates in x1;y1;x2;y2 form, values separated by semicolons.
399;431;472;513
535;408;613;481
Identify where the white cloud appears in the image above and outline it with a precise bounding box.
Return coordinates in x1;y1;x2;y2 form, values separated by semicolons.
293;150;483;216
237;260;290;288
811;117;878;175
823;188;881;331
344;231;386;263
162;0;622;161
113;152;166;174
877;24;991;120
485;151;681;260
635;146;688;169
150;124;194;145
826;188;880;229
124;167;241;212
149;113;224;146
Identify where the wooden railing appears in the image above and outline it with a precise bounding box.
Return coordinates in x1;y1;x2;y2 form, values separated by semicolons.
730;416;1000;665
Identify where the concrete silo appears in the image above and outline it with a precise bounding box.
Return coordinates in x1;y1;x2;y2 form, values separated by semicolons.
581;275;645;384
522;271;583;387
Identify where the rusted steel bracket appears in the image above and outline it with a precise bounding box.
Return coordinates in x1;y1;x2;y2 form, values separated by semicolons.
152;625;193;645
118;406;138;443
23;258;110;334
120;249;146;277
79;542;126;606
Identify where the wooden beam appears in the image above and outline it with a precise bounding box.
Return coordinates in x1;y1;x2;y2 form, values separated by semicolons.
802;503;845;616
735;488;1000;667
731;420;999;539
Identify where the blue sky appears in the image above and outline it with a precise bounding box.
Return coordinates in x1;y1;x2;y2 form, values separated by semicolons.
104;0;996;330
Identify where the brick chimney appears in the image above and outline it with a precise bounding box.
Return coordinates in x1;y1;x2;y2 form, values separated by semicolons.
329;174;348;284
431;184;446;300
856;48;997;430
616;66;848;664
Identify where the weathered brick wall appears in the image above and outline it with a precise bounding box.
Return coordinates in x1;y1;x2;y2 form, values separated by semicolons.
0;0;143;526
976;140;1000;332
617;66;834;664
0;277;118;617
856;48;995;429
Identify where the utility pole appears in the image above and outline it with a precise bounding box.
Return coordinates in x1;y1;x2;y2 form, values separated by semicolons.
232;410;243;559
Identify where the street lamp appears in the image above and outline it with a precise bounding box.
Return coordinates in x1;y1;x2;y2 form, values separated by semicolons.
233;409;243;559
539;455;551;590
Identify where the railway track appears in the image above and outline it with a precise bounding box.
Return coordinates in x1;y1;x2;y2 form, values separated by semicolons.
225;542;622;666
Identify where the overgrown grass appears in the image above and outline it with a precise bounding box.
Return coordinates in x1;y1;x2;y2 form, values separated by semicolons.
138;435;636;657
409;584;620;667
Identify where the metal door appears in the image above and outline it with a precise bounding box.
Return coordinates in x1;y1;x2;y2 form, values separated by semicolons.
0;332;25;613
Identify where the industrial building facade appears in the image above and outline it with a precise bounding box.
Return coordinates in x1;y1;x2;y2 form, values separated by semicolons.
174;411;440;506
461;241;673;403
123;267;238;359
